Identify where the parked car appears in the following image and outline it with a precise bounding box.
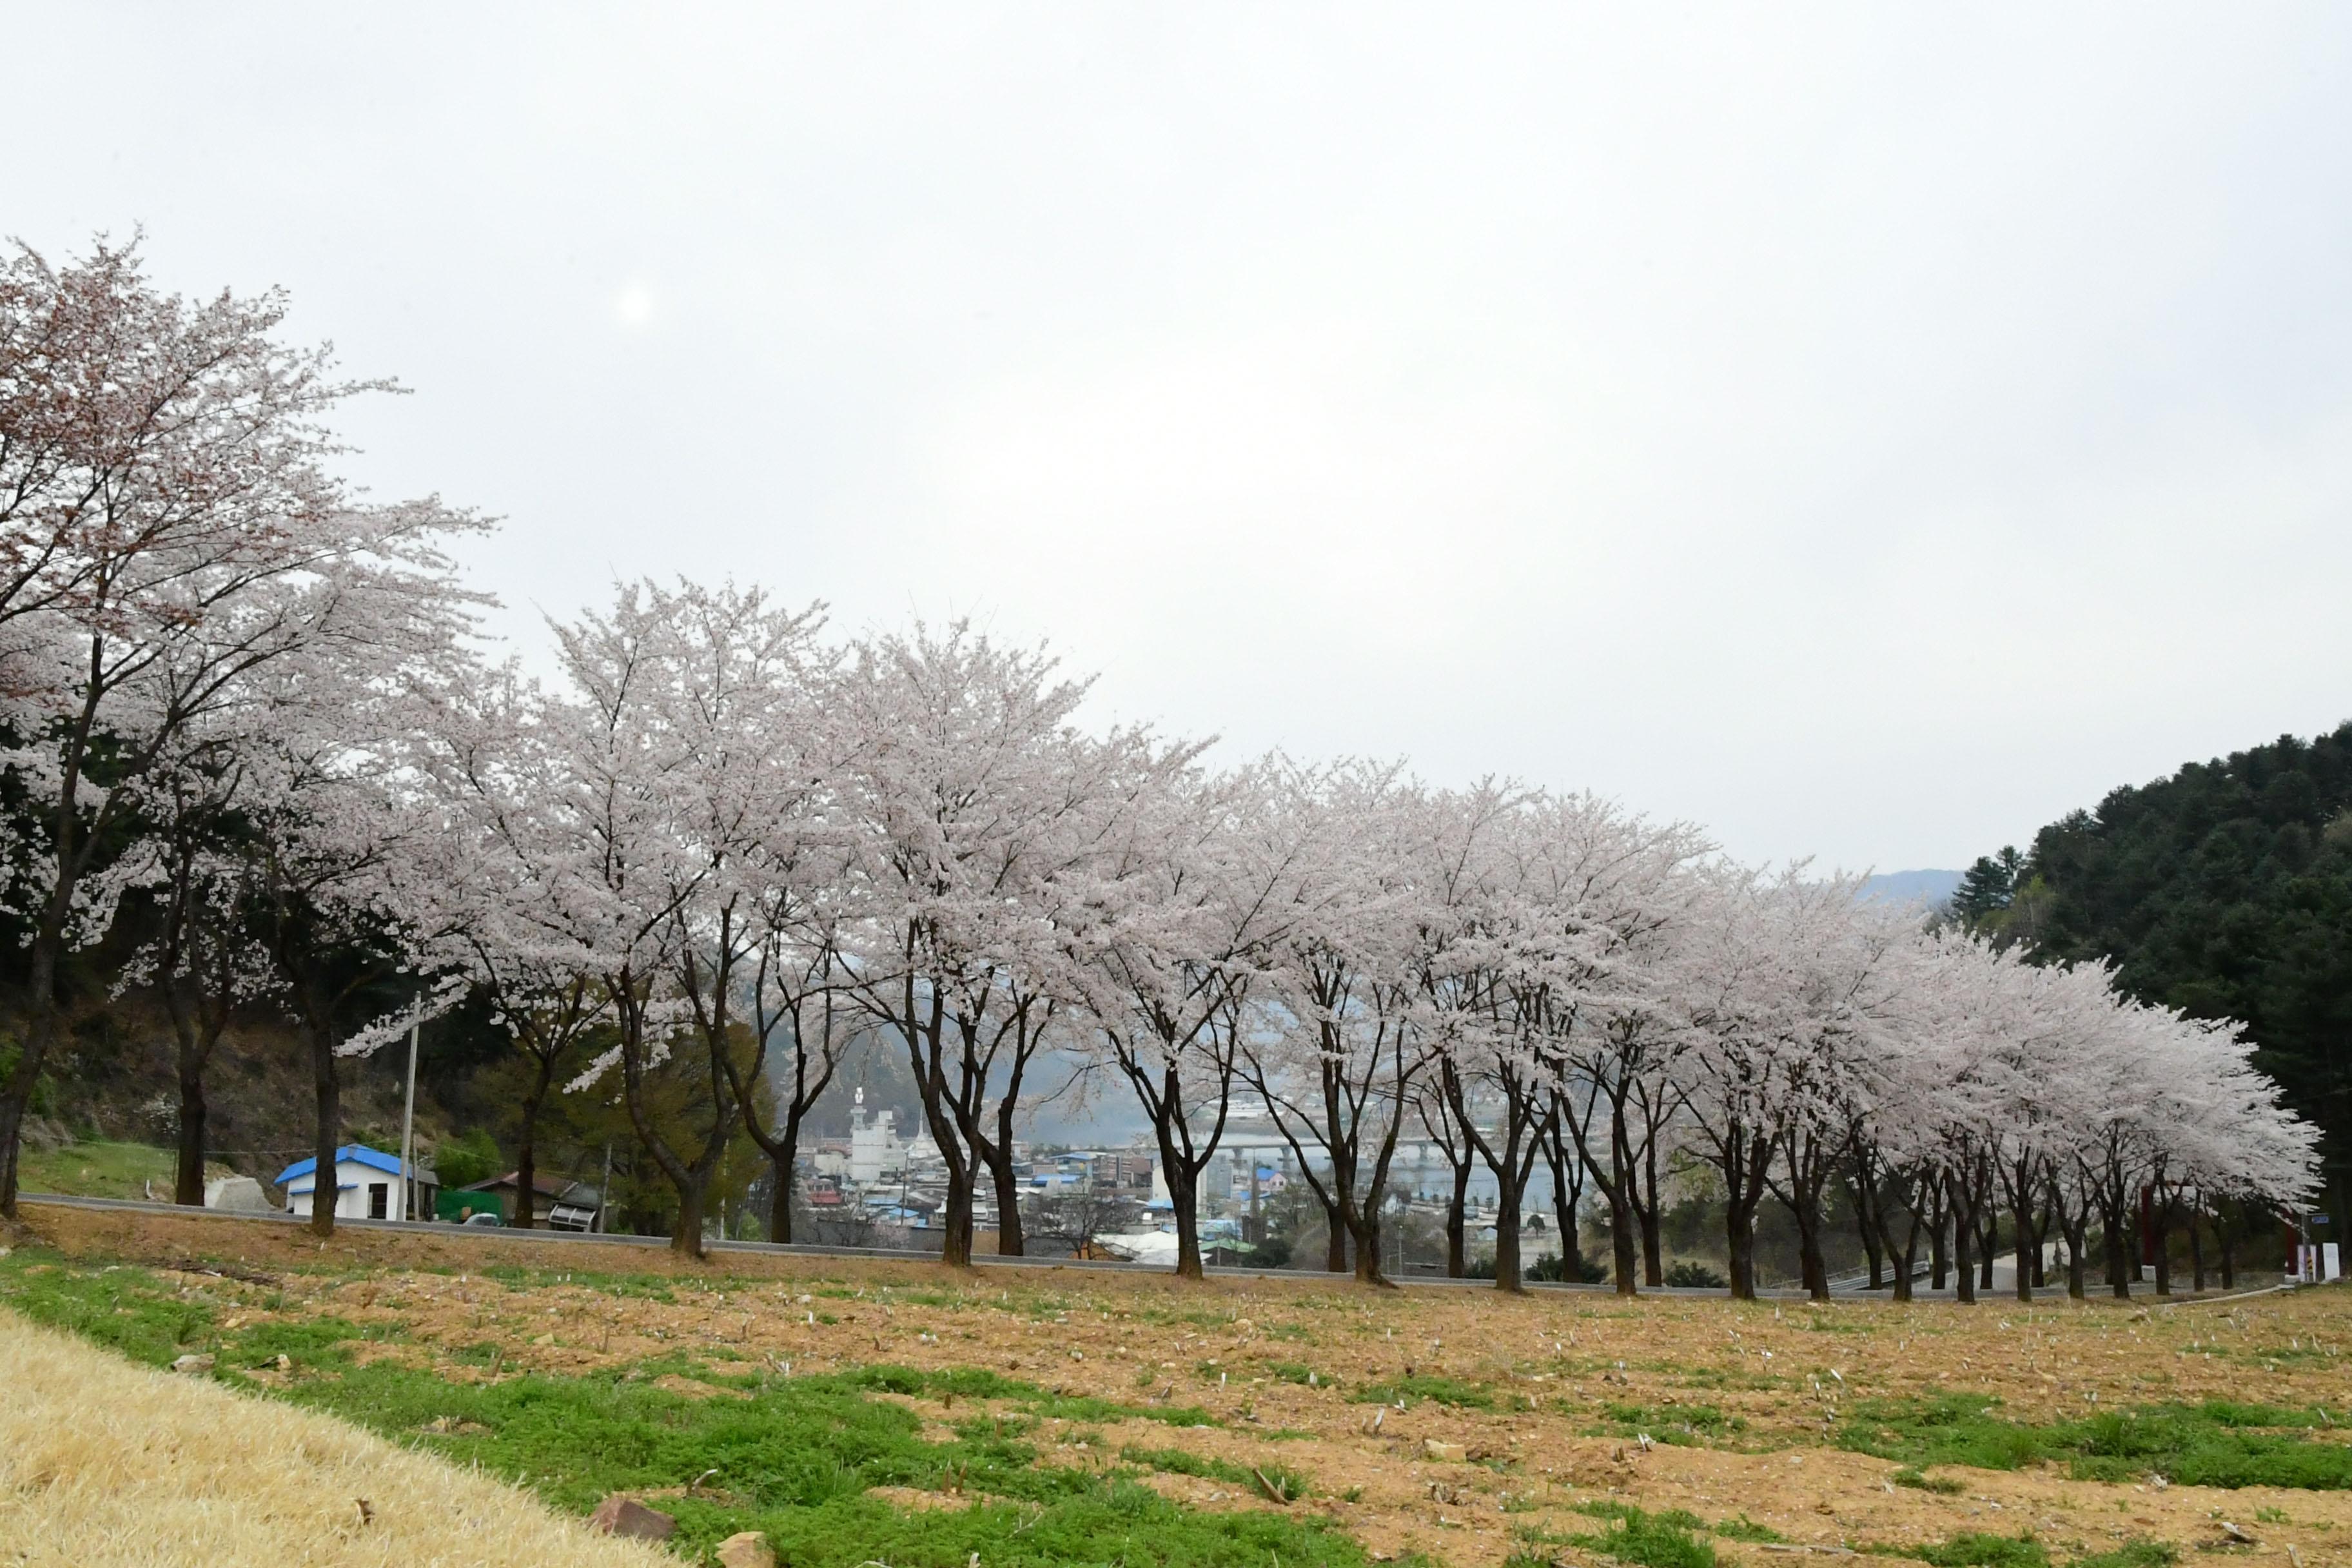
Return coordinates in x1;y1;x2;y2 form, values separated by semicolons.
461;1211;504;1227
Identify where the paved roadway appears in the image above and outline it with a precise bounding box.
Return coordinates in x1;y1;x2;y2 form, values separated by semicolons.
17;1190;1791;1295
31;1191;2269;1303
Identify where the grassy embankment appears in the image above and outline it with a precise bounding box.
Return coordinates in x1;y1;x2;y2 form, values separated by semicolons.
15;1137;235;1202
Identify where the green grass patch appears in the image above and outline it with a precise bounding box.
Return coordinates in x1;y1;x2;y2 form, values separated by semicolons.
1573;1498;1705;1529
1266;1360;1335;1388
1554;1503;1717;1567
1120;1446;1311;1502
1348;1373;1494;1410
14;1138;190;1200
1908;1535;2048;1567
0;1250;1359;1566
1598;1402;1743;1445
2067;1545;2175;1568
472;1264;680;1302
1711;1514;1785;1542
844;1363;1217;1427
1838;1393;2352;1490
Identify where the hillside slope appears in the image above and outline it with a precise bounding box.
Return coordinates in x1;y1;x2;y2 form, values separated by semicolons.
1970;722;2352;1234
0;1304;671;1568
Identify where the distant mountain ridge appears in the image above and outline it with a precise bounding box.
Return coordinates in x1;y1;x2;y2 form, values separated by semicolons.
1859;868;1962;908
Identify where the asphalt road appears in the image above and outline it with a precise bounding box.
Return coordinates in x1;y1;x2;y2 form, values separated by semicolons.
16;1190;1788;1295
14;1189;2060;1297
21;1191;2282;1304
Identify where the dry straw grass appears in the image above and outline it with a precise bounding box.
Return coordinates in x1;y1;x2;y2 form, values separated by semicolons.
0;1308;670;1568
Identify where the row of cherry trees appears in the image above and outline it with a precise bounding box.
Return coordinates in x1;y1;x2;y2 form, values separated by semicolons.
1;239;2318;1297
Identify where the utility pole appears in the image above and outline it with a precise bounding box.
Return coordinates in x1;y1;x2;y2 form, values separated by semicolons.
596;1141;612;1233
398;1021;420;1222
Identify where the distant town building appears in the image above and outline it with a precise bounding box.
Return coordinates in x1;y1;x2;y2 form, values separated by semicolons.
849;1086;935;1183
1200;1152;1233;1213
1089;1150;1153;1192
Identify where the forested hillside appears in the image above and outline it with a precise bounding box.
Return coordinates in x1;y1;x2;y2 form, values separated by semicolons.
1959;723;2352;1237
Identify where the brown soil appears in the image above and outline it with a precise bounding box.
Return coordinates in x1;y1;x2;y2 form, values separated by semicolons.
21;1202;2352;1565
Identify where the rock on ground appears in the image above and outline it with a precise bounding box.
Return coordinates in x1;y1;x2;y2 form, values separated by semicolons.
586;1496;676;1541
716;1531;774;1568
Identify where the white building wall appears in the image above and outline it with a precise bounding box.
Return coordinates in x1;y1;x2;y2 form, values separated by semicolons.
286;1159;411;1221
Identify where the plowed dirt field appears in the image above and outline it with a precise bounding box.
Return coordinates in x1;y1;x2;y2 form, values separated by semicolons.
12;1203;2350;1566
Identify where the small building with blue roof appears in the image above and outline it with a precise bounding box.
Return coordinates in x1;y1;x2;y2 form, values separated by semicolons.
272;1146;432;1223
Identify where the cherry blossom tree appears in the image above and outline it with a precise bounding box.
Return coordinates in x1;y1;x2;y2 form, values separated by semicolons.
1516;794;1709;1295
736;914;854;1244
409;660;625;1230
534;581;830;1257
832;623;1196;1265
0;237;482;1218
239;647;476;1240
1239;761;1434;1284
1090;763;1303;1279
1404;782;1525;1288
1672;868;1874;1298
105;730;275;1204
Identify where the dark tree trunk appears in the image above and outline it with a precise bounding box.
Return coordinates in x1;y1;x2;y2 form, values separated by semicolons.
990;1147;1026;1257
0;670;108;1222
1893;1193;1923;1304
1930;1191;1949;1291
968;1021;1043;1259
1725;1190;1760;1299
1543;1123;1582;1281
1950;1162;1993;1306
1794;1199;1828;1300
1346;1206;1381;1284
0;942;64;1219
1492;1182;1525;1293
1462;1071;1542;1295
1639;1132;1665;1288
174;1067;208;1207
768;1145;796;1244
1857;1182;1885;1291
158;895;234;1210
1325;1202;1349;1272
672;1179;707;1256
1558;1088;1638;1295
1446;1156;1469;1278
1605;1168;1640;1297
936;1157;975;1268
1769;1128;1833;1301
1167;1156;1203;1280
2004;1160;2041;1304
2015;1199;2035;1304
513;1061;554;1230
1720;1124;1772;1300
2062;1211;2088;1299
1952;1194;1977;1306
899;995;974;1268
1607;1103;1639;1296
306;1006;340;1240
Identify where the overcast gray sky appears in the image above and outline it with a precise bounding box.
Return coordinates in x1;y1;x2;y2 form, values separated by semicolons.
13;6;2351;871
